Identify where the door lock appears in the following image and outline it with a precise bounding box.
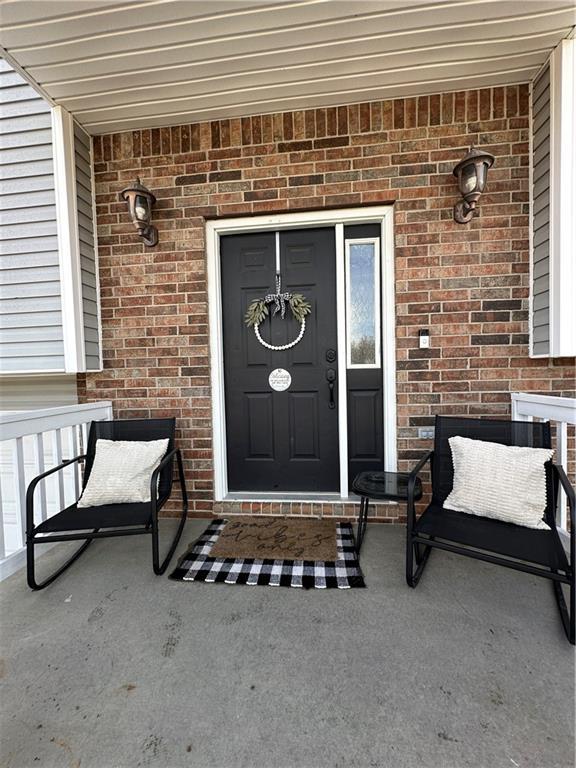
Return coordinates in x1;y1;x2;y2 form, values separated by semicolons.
326;368;336;409
326;349;337;363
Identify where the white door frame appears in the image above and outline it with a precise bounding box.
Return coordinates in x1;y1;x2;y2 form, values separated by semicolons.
206;206;397;501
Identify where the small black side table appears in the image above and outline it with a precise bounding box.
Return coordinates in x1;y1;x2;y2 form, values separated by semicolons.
352;471;423;554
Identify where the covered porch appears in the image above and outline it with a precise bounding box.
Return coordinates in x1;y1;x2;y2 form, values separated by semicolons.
1;1;575;766
0;394;574;766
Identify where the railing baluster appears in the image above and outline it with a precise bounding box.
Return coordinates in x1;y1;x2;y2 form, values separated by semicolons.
0;471;5;560
13;438;27;548
556;421;568;532
80;422;87;455
80;423;88;492
34;433;47;523
70;426;80;501
51;429;64;511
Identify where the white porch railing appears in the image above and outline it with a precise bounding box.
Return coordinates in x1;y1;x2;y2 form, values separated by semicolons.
511;392;576;534
0;401;113;580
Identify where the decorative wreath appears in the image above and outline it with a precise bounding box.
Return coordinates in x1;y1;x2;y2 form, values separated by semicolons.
245;275;312;351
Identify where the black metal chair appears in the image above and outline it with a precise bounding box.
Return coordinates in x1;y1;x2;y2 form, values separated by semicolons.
407;415;575;644
26;418;188;590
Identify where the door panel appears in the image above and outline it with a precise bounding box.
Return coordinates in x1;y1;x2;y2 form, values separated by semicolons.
221;228;339;492
349;389;381;458
288;392;319;459
246;393;274;459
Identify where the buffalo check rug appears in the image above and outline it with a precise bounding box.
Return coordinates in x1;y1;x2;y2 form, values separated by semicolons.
169;518;366;589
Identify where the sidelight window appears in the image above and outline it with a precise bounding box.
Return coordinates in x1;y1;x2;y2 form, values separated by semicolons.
345;238;381;368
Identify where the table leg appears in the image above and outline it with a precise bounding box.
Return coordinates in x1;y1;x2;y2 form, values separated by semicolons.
356;496;369;555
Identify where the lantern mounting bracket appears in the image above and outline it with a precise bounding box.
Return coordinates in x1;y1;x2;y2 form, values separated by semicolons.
453;199;475;224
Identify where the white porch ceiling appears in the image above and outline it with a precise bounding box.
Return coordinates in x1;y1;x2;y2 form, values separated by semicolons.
0;0;574;135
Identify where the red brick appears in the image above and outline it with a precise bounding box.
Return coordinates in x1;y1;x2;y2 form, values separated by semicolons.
251;115;262;145
393;99;404;129
326;107;337;136
294;111;306;140
359;102;371;132
305;110;316;138
417;96;429;127
261;115;273;144
210;122;220;149
441;93;453;124
241;117;251;145
338;105;348;135
315;109;326;137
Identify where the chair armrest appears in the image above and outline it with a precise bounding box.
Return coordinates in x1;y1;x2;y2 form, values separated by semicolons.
150;448;179;511
552;464;575;533
407;451;433;529
26;455;87;535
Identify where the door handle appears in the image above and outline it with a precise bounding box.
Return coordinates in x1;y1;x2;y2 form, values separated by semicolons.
326;368;336;409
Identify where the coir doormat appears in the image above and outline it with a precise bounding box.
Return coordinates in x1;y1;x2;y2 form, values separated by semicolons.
169;517;365;589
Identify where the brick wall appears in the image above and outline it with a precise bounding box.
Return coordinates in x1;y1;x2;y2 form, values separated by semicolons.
78;84;575;521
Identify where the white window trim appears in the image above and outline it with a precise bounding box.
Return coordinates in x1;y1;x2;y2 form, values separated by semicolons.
530;39;575;358
335;222;348;497
51;107;103;373
52;105;86;373
527;72;537;357
206;206;397;502
88;129;104;372
549;38;575;358
345;237;381;370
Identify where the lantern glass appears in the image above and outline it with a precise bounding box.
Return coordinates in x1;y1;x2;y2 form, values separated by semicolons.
134;194;149;223
475;162;488;193
460;163;478;195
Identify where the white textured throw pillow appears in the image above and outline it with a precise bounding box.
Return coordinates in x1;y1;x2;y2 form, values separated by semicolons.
77;438;169;507
444;436;553;529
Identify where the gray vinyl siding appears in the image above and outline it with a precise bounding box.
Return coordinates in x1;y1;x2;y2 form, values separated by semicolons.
0;60;101;375
74;122;100;370
0;374;77;409
0;59;65;372
531;64;551;357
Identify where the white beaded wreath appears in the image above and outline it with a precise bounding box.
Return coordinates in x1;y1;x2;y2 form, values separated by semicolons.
254;318;306;350
245;274;311;352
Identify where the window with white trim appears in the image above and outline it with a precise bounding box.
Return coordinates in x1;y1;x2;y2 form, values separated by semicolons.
345;238;381;368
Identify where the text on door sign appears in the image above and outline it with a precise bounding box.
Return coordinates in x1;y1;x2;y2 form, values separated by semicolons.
268;368;292;392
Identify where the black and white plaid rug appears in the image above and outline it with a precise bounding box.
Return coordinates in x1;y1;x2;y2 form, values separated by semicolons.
170;519;365;589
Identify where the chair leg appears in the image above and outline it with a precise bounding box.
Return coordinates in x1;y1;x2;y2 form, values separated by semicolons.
152;451;189;575
27;535;95;591
406;536;432;588
405;533;415;587
152;510;187;575
552;579;575;645
415;541;427;565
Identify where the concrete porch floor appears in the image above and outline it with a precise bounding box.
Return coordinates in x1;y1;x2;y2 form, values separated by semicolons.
0;520;573;768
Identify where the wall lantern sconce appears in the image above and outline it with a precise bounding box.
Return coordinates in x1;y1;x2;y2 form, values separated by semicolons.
452;146;495;224
120;177;158;246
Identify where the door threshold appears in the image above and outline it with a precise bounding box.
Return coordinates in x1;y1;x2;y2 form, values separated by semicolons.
224;492;343;503
222;492;395;504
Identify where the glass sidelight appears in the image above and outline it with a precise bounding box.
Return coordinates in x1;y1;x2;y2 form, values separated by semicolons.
345;238;381;368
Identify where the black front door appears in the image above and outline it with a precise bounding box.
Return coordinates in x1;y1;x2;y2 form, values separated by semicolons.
221;228;339;492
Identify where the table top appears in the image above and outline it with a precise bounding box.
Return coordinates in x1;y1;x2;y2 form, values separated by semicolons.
351;471;423;501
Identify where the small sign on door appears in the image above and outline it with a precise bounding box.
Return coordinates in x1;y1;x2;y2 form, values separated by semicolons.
268;368;292;392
